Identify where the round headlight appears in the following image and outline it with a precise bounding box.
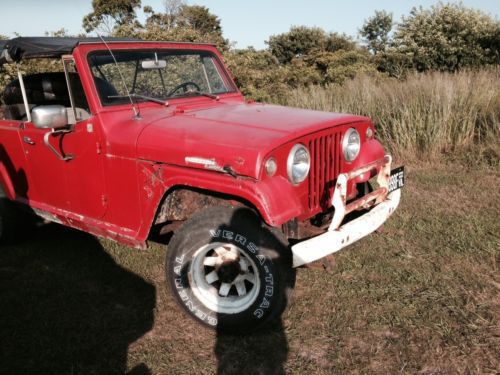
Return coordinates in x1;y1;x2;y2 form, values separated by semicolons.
287;144;310;184
265;157;277;177
342;128;361;162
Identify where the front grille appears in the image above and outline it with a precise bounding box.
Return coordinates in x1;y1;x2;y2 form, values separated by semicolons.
307;129;341;211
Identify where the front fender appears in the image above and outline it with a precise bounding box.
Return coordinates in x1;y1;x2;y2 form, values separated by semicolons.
137;162;303;241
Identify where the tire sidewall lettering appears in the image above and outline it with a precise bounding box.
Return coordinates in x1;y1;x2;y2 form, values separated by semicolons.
174;256;218;327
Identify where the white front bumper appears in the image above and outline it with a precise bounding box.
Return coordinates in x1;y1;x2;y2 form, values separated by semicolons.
292;155;401;268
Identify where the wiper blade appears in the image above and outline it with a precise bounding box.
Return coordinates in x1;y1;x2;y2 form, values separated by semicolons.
173;90;220;100
108;94;166;105
193;90;219;100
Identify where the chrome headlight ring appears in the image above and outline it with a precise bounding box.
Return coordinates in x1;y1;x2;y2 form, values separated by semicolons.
287;144;310;184
342;128;361;162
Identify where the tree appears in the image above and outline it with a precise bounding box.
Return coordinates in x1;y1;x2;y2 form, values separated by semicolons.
267;26;327;64
164;0;185;30
140;2;229;51
83;0;141;34
178;5;222;35
359;10;393;54
143;0;185;31
393;3;499;71
144;2;221;35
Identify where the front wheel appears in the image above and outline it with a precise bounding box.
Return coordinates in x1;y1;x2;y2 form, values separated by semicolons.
166;206;295;333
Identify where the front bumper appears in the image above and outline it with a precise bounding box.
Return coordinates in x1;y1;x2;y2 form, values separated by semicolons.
292;155;401;268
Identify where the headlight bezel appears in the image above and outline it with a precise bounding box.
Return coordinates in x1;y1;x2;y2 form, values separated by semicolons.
342;128;361;162
287;143;310;185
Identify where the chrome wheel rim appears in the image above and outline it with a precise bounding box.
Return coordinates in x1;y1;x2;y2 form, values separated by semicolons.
189;242;261;314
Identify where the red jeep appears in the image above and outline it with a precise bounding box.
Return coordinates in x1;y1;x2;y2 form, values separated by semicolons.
0;37;403;332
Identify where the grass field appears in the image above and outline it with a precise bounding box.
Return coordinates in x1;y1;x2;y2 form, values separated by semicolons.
280;70;499;164
1;161;498;374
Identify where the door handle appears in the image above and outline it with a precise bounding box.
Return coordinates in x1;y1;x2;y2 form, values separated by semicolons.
23;136;35;145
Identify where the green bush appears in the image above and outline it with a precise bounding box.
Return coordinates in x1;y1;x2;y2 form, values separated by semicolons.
305;50;378;84
267;26;327;65
223;49;289;101
373;50;414;79
393;3;500;71
266;26;356;65
224;48;380;100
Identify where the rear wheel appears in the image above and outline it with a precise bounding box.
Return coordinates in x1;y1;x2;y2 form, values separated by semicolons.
166;206;295;333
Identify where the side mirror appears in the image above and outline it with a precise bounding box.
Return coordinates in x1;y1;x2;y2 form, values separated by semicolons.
31;105;68;129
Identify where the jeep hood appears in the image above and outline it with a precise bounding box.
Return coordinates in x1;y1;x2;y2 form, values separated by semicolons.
137;102;368;179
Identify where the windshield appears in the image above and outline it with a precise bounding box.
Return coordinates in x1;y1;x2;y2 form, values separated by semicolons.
88;49;236;106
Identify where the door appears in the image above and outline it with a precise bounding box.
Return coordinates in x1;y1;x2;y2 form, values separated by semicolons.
20;57;107;219
19;122;69;210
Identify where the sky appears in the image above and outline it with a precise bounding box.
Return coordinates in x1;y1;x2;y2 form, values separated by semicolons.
1;0;498;49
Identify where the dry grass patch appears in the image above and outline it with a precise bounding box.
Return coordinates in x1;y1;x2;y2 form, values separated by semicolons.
279;70;500;163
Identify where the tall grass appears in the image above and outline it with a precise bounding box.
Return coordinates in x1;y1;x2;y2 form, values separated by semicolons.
278;69;499;161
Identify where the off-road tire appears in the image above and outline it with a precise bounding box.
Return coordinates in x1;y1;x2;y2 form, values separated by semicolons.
166;206;295;333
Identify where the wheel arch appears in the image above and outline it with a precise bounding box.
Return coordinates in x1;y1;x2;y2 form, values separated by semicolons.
148;185;260;237
137;162;303;243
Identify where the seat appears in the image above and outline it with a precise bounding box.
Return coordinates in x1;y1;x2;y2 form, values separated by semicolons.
2;72;89;120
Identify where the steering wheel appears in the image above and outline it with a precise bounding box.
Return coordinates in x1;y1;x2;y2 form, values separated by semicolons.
167;81;201;97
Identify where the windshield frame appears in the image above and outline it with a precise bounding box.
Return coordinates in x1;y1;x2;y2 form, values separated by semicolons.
87;48;238;107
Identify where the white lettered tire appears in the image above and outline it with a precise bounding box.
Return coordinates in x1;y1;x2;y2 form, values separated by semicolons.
166;206;295;333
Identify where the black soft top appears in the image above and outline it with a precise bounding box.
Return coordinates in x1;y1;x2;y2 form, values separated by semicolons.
0;37;136;66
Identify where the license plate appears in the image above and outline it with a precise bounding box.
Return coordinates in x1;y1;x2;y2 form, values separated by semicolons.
388;166;405;193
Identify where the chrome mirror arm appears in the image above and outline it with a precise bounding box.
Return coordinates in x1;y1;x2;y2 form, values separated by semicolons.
43;129;74;161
